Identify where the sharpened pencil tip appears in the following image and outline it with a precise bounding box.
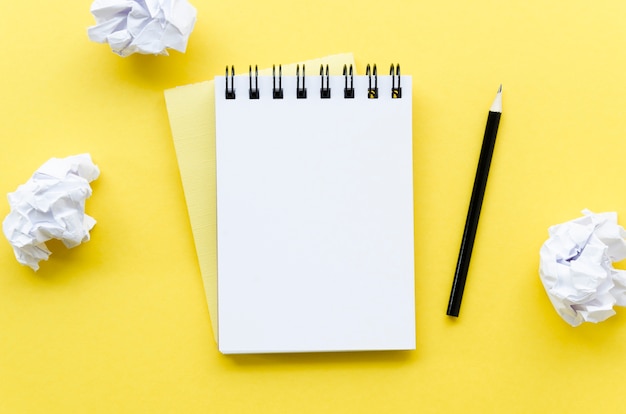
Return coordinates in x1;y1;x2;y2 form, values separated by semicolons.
490;86;503;113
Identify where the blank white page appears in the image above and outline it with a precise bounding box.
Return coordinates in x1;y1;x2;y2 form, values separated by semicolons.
214;72;415;354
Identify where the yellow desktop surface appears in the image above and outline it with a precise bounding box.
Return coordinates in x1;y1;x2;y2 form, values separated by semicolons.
2;0;626;412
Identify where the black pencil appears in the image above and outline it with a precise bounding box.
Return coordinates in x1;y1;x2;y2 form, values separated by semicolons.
447;85;503;317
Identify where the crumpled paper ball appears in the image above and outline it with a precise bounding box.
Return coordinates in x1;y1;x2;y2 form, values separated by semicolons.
539;209;626;326
2;154;100;271
87;0;197;57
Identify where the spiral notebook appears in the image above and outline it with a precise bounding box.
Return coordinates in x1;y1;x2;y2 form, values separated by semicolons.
215;64;415;354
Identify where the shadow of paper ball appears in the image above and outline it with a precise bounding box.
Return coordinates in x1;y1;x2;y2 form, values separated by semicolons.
44;239;77;263
35;236;97;276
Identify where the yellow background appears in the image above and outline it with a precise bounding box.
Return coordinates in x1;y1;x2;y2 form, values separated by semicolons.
2;0;626;412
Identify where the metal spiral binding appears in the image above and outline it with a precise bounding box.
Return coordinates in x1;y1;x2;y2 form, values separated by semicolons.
249;65;259;99
273;65;283;99
390;64;401;99
226;63;402;100
343;64;354;99
320;65;331;99
366;64;378;99
296;64;307;99
225;66;235;99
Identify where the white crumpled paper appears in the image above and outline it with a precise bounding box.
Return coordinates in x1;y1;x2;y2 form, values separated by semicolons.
2;154;100;271
539;209;626;326
87;0;197;57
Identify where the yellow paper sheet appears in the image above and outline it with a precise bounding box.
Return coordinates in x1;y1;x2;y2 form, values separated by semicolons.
164;53;355;341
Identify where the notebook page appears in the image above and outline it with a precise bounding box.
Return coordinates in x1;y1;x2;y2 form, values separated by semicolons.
215;73;415;353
